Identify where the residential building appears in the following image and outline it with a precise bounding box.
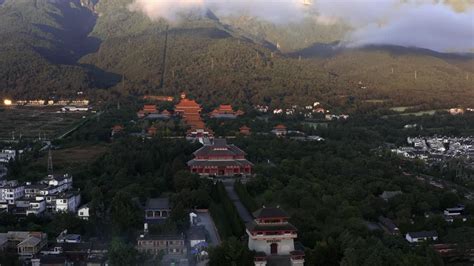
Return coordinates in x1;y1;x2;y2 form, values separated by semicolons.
1;174;79;215
77;204;90;220
144;197;171;225
61;106;90;112
0;181;25;205
56;230;81;244
444;205;467;223
55;192;81;213
187;138;253;177
0;231;47;258
272;124;287;137
0;149;19;163
405;231;438;243
246;207;304;266
137;234;186;256
35;240;108;265
378;216;400;235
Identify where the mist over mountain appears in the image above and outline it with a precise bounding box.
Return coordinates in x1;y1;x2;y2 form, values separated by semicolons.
0;0;472;107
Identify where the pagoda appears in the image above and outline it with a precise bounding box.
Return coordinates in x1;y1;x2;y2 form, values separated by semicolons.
175;93;213;140
247;207;305;266
187;138;253;177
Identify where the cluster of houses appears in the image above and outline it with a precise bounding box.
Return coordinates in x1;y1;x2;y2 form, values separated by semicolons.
0;174;81;216
7;99;89;107
0;149;21;165
448;107;474;115
375;190;471;259
137;197;215;265
270;124;325;141
254;102;349;121
0;230;108;264
392;136;474;167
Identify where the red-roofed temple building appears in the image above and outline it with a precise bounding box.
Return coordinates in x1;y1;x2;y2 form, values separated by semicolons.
210;104;241;119
175;93;213;139
247;207;305;266
187;138;253;177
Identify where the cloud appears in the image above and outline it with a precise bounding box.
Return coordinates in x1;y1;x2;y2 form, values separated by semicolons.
128;0;474;52
344;3;474;52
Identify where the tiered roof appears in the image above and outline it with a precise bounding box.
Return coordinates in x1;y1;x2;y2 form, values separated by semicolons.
175;93;211;133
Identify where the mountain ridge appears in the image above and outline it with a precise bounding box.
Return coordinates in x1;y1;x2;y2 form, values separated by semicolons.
0;0;472;108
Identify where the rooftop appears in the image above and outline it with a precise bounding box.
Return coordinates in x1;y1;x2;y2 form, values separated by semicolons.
145;197;171;210
246;221;297;232
407;230;438;238
253;207;289;219
138;234;184;241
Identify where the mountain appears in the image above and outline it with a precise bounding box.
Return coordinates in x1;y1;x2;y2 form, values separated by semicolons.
0;0;472;108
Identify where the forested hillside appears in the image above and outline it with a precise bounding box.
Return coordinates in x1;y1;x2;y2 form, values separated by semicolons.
0;0;472;108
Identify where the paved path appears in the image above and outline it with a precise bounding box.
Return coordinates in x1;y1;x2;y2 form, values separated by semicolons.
196;211;221;246
223;180;253;223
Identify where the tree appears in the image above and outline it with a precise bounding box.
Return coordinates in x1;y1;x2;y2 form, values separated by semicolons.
208;237;253;266
109;238;139;266
89;186;107;236
110;191;140;236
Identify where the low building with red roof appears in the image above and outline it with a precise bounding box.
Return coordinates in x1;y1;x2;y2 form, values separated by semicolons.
239;125;251;136
210;104;242;119
272;124;287;137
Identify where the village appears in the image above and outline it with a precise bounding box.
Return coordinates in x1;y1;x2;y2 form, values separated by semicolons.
392;136;474;169
0;92;473;265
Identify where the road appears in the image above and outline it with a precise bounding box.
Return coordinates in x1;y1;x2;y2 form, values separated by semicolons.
195;211;221;247
222;179;253;223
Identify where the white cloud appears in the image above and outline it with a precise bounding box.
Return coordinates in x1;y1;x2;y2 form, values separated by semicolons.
129;0;474;52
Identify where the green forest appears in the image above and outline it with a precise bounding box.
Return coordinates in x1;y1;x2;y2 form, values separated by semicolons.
2;105;474;265
0;0;473;109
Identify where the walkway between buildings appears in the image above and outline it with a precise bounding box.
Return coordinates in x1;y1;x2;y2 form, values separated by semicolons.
222;179;253;224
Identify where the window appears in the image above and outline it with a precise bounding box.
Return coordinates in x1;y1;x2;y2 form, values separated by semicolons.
79;212;84;216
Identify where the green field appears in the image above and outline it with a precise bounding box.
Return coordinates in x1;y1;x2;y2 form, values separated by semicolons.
0;106;87;140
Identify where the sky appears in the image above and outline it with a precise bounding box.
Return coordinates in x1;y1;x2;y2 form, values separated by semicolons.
128;0;474;53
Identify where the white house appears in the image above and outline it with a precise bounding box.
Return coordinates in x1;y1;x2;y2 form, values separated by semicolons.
0;181;25;205
26;199;46;216
0;149;19;163
55;192;81;213
77;204;90;220
405;231;438;243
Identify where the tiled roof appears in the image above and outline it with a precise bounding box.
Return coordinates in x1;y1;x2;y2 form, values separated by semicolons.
246;221;297;232
407;230;437;238
187;159;253;167
253;207;289;219
145;197;171;210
